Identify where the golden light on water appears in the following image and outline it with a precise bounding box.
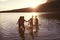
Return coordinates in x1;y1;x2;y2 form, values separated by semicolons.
30;12;38;16
0;13;38;22
24;12;38;20
0;13;39;31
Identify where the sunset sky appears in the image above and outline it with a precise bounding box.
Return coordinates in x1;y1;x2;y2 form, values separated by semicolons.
0;0;49;11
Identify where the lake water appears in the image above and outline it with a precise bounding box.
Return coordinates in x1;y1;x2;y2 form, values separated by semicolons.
0;12;60;40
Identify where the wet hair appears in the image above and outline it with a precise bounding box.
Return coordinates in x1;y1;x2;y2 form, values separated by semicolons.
20;16;24;18
32;15;34;18
35;16;37;17
19;16;24;20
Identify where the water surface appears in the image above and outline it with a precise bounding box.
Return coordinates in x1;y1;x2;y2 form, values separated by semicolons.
0;13;60;40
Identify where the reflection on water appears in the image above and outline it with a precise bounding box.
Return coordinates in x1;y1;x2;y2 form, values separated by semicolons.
0;13;60;40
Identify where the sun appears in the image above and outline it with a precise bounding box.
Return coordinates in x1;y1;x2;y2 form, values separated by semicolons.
23;0;47;8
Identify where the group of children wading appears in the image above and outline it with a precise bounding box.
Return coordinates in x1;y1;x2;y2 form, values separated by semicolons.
17;15;39;40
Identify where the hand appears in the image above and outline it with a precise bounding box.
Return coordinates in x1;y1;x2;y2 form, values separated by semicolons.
26;21;28;22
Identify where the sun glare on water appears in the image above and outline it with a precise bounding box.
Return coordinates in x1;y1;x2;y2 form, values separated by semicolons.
24;12;38;20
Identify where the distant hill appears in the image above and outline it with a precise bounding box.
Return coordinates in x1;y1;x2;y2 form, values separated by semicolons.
0;8;33;13
36;0;60;12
